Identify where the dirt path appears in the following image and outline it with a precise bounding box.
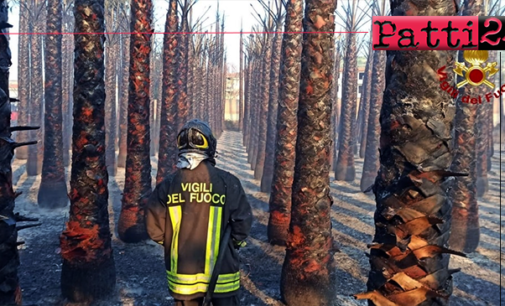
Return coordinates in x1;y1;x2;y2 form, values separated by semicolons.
12;131;504;306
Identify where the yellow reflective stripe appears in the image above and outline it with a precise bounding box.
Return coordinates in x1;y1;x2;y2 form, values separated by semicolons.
205;206;222;275
166;271;240;285
168;206;182;273
168;278;240;295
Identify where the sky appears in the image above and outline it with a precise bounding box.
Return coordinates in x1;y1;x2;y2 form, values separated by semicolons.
5;0;374;82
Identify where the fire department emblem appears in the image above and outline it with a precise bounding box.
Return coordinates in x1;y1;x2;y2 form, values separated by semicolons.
454;50;498;89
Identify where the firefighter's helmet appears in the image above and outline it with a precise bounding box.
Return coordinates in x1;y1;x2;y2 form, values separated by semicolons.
177;119;217;158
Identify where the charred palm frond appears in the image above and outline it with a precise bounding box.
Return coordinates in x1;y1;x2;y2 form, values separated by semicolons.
267;0;301;246
280;0;338;304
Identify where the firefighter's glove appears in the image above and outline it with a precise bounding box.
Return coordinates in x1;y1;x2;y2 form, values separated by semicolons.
233;239;247;250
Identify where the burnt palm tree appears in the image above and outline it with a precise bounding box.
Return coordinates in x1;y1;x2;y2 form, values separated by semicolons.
175;0;191;131
104;0;118;176
0;0;39;302
261;0;285;193
280;0;337;304
358;33;373;159
239;27;244;131
27;0;45;176
62;0;74;167
360;1;386;192
267;0;302;246
59;0;116;300
156;0;178;184
354;0;466;305
38;0;68;208
117;3;130;168
448;0;484;254
253;13;274;180
331;38;343;171
334;0;367;181
15;0;30;160
117;0;153;243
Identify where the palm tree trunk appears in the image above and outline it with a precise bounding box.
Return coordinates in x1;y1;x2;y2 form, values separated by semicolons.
15;2;30;160
117;28;130;168
475;95;488;197
254;35;273;180
335;33;357;181
250;58;264;169
60;0;116;299
360;50;385;192
27;0;45;176
118;0;153;243
0;0;24;302
39;0;68;208
156;0;178;184
175;17;189;131
61;11;70;167
358;48;373;158
105;12;117;176
280;1;337;305
448;0;483;254
267;0;302;246
261;25;283;192
354;1;464;305
63;14;74;167
331;45;341;172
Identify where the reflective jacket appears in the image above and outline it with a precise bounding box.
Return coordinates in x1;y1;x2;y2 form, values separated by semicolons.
146;160;253;300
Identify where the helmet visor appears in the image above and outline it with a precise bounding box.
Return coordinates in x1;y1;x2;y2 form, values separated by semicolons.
178;128;209;150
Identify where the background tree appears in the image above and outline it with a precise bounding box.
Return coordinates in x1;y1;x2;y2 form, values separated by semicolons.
267;0;302;246
61;0;74;167
27;0;46;176
38;0;68;208
357;28;373;159
59;0;116;299
156;0;179;183
14;0;30;160
334;0;367;181
117;0;153;243
280;0;337;304
448;0;484;254
117;3;130;168
260;0;285;193
354;0;466;305
360;0;386;192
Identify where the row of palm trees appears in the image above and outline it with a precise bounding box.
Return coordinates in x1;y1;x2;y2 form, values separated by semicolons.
240;0;501;305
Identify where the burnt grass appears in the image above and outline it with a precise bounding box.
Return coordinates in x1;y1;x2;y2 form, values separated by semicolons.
12;131;505;306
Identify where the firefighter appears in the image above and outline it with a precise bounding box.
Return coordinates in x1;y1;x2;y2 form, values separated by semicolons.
146;119;253;306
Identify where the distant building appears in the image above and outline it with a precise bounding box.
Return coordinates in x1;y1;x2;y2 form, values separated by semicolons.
225;72;240;125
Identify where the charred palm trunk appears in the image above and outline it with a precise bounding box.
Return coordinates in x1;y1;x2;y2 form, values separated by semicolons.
59;0;116;299
105;11;117;176
15;3;30;160
118;0;153;243
335;33;357;181
63;14;74;167
0;1;29;303
261;26;282;192
118;29;130;168
254;34;273;180
354;1;465;305
243;56;252;146
39;0;68;208
280;0;337;304
331;45;341;171
27;0;44;176
358;48;373;158
475;96;488;197
61;12;70;167
267;0;302;246
175;15;189;132
448;1;483;254
359;50;385;192
156;0;178;184
188;38;195;120
249;59;263;168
